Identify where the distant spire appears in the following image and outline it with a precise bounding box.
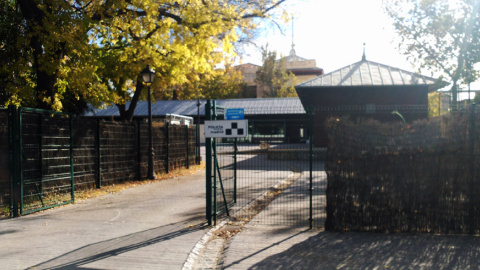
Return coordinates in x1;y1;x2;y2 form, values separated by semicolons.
362;43;366;61
292;16;294;46
290;16;296;56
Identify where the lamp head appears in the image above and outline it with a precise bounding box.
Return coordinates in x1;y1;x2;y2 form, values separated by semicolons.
141;65;156;84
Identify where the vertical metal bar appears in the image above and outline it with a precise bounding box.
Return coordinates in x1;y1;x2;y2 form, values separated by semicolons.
35;112;45;208
9;105;19;217
96;118;102;188
205;100;213;226
234;137;237;203
309;108;314;229
166;122;169;173
186;125;189;169
469;103;476;234
196;100;201;165
212;100;217;225
147;85;156;179
136;119;142;180
19;108;24;215
8;106;13;217
39;114;43;195
213;137;217;225
70;115;75;202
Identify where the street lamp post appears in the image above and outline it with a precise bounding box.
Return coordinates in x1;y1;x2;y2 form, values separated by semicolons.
141;65;156;180
196;99;201;164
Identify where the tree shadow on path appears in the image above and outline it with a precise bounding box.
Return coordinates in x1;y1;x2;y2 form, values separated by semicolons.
30;219;207;270
247;231;480;269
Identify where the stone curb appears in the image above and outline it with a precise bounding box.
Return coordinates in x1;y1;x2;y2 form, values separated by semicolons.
182;220;228;270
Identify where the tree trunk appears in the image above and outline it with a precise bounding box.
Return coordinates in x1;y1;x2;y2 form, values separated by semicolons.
116;77;144;121
18;0;63;110
451;81;458;111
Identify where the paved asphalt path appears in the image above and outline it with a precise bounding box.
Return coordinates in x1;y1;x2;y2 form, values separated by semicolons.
224;224;480;269
0;170;208;270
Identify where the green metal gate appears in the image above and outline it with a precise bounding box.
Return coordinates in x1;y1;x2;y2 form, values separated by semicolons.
205;100;326;228
9;106;74;216
205;100;236;225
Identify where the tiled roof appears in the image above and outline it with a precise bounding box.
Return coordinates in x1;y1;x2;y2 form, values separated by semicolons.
297;59;439;87
84;97;306;117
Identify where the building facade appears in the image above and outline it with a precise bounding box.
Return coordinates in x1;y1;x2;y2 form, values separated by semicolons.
236;45;323;98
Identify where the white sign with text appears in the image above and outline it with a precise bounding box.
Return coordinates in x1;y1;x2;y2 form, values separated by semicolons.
204;120;248;138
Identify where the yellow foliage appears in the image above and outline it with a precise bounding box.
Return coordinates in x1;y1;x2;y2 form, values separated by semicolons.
3;0;288;111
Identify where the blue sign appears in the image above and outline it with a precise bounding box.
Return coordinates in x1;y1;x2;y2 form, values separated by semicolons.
226;108;244;120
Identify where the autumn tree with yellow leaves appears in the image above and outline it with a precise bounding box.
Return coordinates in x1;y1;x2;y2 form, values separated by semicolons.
156;62;249;100
1;0;289;118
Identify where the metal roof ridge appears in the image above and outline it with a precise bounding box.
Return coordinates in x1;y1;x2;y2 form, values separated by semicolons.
359;62;364;85
338;62;361;86
366;61;374;85
377;63;384;85
398;69;406;85
387;66;395;85
338;67;343;87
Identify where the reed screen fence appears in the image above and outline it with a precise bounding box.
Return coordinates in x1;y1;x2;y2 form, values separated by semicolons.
325;105;480;234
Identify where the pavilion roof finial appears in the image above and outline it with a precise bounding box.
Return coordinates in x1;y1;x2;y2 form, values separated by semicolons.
362;43;366;61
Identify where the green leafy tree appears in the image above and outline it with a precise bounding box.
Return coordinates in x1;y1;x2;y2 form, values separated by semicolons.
2;0;289;116
428;91;449;117
0;1;34;107
3;0;114;112
163;63;248;100
200;65;249;100
385;0;480;108
256;46;297;97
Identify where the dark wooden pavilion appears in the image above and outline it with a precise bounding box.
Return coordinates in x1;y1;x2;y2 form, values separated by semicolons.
295;55;443;146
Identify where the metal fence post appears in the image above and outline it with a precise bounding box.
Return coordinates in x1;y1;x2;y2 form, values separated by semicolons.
8;106;13;217
196;100;201;165
213;136;217;225
39;114;44;195
166;122;169;173
205;100;213;225
18;107;24;215
69;115;75;202
308;107;314;229
469;103;476;234
96;118;102;188
212;100;217;225
8;105;19;217
186;125;189;169
136;119;142;180
234;138;237;203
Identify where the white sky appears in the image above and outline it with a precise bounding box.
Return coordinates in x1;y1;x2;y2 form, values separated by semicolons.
240;0;413;73
238;0;480;99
